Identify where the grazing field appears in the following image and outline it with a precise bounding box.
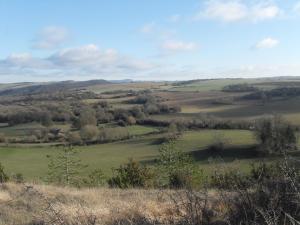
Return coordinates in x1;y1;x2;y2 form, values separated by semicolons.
0;129;258;180
170;78;261;92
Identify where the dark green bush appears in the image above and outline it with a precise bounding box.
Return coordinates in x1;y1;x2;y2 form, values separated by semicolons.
108;159;154;188
169;170;193;189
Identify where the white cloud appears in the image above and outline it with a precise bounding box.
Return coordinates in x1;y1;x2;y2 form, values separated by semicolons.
0;44;155;80
2;53;53;69
197;0;282;23
161;40;198;52
140;22;156;34
256;37;279;49
33;26;69;49
199;1;247;22
251;2;281;21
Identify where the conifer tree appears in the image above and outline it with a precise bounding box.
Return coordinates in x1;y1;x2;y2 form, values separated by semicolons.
46;145;87;186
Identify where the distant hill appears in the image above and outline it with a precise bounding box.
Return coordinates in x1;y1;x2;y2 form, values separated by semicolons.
0;79;111;96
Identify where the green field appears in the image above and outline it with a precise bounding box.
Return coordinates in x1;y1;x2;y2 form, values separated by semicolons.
170;79;261;92
0;129;260;180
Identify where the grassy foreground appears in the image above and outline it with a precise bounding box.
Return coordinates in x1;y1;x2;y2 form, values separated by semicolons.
0;182;179;225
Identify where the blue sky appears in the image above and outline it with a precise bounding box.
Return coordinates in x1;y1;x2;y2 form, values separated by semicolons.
0;0;300;82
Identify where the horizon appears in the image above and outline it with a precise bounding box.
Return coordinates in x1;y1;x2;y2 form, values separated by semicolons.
1;0;300;82
1;75;300;84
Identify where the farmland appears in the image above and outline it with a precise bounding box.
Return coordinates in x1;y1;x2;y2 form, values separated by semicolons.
0;77;300;181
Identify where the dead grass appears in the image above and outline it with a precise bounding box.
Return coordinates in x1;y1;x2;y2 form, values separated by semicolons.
0;183;192;225
0;182;227;225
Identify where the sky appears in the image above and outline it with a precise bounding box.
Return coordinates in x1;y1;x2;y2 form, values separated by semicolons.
0;0;300;82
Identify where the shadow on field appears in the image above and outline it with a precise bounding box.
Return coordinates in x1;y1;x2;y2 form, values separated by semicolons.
190;145;259;162
140;145;260;166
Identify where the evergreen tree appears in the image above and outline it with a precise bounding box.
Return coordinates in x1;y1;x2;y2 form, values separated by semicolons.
46;145;87;186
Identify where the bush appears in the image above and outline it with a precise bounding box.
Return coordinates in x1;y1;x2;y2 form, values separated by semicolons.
249;161;281;183
210;169;249;190
84;169;106;187
11;173;24;183
255;116;297;154
0;163;9;183
0;132;6;143
126;116;136;125
77;107;97;129
67;132;82;145
158;141;195;188
98;127;130;142
169;170;193;189
225;158;300;225
80;125;99;142
207;132;228;154
108;159;154;188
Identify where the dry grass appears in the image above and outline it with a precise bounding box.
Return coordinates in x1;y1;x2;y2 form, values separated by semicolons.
0;183;216;225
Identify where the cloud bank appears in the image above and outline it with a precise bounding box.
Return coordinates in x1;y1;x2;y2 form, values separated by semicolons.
0;44;155;81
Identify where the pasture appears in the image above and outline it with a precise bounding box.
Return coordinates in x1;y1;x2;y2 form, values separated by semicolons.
0;129;258;180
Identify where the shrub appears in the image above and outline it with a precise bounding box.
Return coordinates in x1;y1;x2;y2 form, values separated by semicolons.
77;107;97;129
40;111;53;127
108;159;154;188
0;163;9;183
255;116;297;154
21;135;38;143
225;158;300;225
207;132;228;154
169;170;193;189
0;132;6;143
158;141;195;188
249;161;281;183
67;132;82;145
130;106;145;119
11;173;24;183
126;116;136;125
84;169;106;187
80;125;99;142
210;169;249;190
98;127;130;142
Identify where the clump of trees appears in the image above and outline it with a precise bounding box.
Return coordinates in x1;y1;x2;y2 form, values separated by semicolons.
127;93;181;115
255;116;297;154
242;87;300;101
138;117;253;130
222;83;258;92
